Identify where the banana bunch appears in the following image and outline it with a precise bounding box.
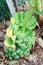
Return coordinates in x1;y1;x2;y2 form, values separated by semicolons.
4;8;36;60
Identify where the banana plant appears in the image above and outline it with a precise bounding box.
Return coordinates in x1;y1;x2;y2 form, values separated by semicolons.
4;6;37;60
4;0;43;60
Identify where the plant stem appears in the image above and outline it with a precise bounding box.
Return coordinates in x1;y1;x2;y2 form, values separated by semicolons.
36;0;42;12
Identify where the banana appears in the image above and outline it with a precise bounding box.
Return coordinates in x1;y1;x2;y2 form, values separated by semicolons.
4;40;16;48
6;28;13;38
12;35;16;41
11;17;15;24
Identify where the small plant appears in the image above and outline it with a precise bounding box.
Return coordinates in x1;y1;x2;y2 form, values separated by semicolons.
4;0;42;60
4;7;36;60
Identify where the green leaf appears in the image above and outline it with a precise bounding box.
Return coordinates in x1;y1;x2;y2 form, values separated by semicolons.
35;10;43;15
36;0;42;12
30;0;36;7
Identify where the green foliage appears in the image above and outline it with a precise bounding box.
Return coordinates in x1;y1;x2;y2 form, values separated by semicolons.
29;0;42;15
17;0;30;6
4;0;43;60
0;0;10;21
4;7;36;60
18;0;43;16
